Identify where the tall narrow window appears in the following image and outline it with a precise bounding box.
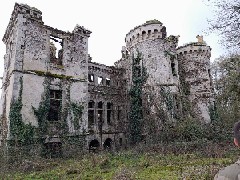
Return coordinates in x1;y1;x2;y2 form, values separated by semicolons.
107;102;112;125
50;35;63;65
48;90;62;121
106;78;110;86
98;77;103;85
88;74;94;82
171;62;176;76
88;110;94;126
88;101;95;127
97;101;103;131
117;106;121;121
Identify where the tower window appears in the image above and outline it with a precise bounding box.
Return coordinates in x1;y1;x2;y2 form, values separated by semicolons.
88;74;94;82
171;62;177;76
106;78;110;86
48;90;62;121
98;77;103;85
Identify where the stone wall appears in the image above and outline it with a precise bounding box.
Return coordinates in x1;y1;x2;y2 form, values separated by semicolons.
177;42;213;123
87;61;128;150
0;3;214;154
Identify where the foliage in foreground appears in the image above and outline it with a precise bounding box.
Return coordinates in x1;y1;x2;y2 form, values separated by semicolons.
0;142;239;180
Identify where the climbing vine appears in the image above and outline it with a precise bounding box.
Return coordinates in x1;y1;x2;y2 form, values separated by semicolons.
71;102;84;130
159;86;176;119
129;51;148;144
9;77;35;145
32;78;50;136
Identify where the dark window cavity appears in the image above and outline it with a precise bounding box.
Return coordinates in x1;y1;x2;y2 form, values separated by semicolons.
48;90;62;121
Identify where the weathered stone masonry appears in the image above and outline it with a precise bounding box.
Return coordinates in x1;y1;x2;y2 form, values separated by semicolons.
0;3;213;155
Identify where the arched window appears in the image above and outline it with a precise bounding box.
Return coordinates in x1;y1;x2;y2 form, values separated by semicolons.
89;139;100;152
104;138;113;150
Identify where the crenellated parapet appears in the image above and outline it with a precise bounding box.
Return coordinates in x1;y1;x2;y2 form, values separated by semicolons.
177;36;213;123
177;42;211;59
3;3;43;43
125;19;166;49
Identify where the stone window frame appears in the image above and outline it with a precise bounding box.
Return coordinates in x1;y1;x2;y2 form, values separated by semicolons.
48;90;62;121
88;100;95;127
49;35;63;65
107;102;113;125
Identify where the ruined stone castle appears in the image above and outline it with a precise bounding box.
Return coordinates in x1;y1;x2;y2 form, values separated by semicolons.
0;3;213;156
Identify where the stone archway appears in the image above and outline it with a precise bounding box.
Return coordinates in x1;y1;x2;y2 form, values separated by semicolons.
89;139;100;152
44;136;62;158
103;138;113;150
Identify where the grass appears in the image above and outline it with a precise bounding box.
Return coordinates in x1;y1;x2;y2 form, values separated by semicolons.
0;142;239;180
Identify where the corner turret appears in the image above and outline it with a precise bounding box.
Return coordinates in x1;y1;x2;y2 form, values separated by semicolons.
125;19;166;49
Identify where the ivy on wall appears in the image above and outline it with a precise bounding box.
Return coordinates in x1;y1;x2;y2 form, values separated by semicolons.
32;78;50;136
71;102;84;130
9;77;35;145
159;86;177;119
129;51;148;144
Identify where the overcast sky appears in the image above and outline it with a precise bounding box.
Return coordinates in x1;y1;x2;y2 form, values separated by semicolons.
0;0;224;76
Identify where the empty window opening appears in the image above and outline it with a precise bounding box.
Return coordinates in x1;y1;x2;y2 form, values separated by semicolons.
106;78;110;86
98;77;103;85
98;101;103;109
107;102;112;109
148;30;151;34
89;139;100;153
117;106;121;121
97;110;103;121
161;27;167;38
208;69;211;78
142;31;146;39
88;74;94;82
88;110;94;126
171;62;177;76
119;138;122;146
48;90;62;121
50;35;63;65
88;101;95;108
154;29;158;33
107;102;112;125
97;110;103;131
103;138;112;150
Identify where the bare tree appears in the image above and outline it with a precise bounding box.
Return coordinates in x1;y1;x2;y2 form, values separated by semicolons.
206;0;240;51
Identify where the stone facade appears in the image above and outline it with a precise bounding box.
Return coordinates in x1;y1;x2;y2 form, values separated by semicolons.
0;4;213;155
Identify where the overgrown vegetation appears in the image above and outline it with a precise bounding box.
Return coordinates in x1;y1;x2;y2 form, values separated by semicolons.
71;102;84;130
0;142;238;179
129;51;148;144
9;77;35;146
32;78;50;136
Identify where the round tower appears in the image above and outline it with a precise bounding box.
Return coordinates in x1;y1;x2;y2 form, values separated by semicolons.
177;36;213;123
125;19;167;50
125;19;179;90
119;20;182;141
